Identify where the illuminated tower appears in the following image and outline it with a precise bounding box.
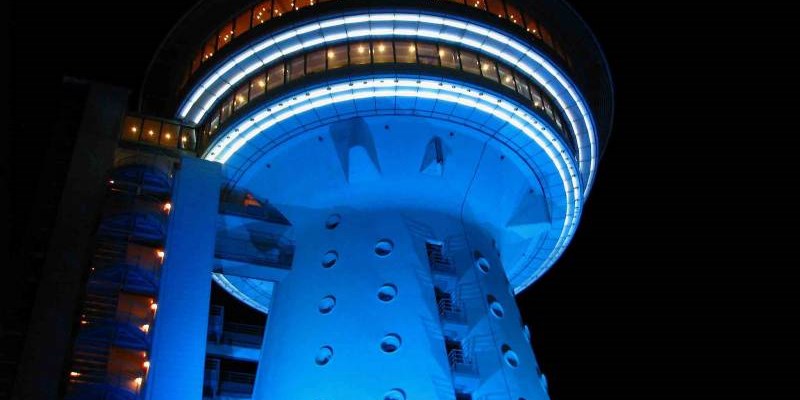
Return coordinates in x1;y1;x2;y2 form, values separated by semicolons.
15;1;612;399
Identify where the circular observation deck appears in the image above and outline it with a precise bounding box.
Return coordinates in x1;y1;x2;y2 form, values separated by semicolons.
142;0;613;312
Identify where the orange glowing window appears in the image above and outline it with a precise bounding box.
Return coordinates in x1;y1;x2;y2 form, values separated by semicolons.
202;36;216;61
122;116;142;141
373;41;394;63
273;0;292;17
524;13;542;39
234;10;252;38
485;0;506;18
160;123;179;147
217;22;234;50
141;119;161;144
505;3;524;27
252;1;272;26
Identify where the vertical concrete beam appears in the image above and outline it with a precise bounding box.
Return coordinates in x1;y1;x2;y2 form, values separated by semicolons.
145;157;221;400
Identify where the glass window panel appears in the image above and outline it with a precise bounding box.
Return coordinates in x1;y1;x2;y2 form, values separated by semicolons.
530;85;543;110
479;56;499;82
160;123;179;147
497;65;515;89
217;22;234;50
250;74;267;99
395;41;416;63
287;55;305;81
252;1;272;26
349;42;371;65
417;42;439;66
209;113;221;136
191;51;201;73
295;0;312;9
542;96;555;119
234;10;252;37
179;127;197;150
273;0;292;17
327;45;348;69
459;50;480;74
469;0;487;11
267;64;285;90
122;116;142;141
234;85;250;110
373;41;394;63
524;14;542;39
438;45;459;68
514;74;532;100
505;3;524;27
486;0;506;18
219;97;234;123
141;119;161;144
203;36;216;61
306;49;326;74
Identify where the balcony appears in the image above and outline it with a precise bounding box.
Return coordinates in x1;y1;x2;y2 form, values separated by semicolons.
109;153;175;197
207;305;263;362
204;358;256;399
214;233;294;268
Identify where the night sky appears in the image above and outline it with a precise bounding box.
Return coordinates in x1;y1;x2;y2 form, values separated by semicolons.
6;0;794;398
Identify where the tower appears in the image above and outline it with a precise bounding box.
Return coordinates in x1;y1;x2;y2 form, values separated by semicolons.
15;1;613;399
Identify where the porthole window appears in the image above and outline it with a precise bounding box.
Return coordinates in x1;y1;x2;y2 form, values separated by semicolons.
322;251;338;268
476;257;490;273
487;295;504;318
383;389;406;400
502;344;519;368
318;296;336;314
380;334;402;353
377;284;398;302
374;239;394;257
325;214;341;229
315;346;333;366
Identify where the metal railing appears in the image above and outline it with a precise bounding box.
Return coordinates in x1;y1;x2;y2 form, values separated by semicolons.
448;348;477;375
438;297;466;324
214;234;294;267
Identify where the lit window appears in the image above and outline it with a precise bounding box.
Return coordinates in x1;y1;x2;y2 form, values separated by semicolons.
287;55;305;81
498;65;516;90
250;74;267;100
217;22;234;50
234;10;252;38
349;42;371;65
373;41;394;63
252;1;272;26
122;116;142;141
395;41;416;63
141;119;161;144
438;45;459;69
327;45;348;69
179;127;197;150
160;123;179;147
233;85;250;110
267;64;285;90
306;49;326;74
416;42;439;66
274;0;292;16
479;56;499;82
486;0;506;18
459;50;481;75
505;3;524;27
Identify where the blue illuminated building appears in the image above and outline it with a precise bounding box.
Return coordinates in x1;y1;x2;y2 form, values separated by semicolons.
14;1;612;399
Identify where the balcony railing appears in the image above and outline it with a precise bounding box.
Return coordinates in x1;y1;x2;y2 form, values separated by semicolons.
438;297;466;324
215;234;294;267
448;349;477;375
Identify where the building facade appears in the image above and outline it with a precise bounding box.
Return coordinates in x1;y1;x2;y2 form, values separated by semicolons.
14;1;612;399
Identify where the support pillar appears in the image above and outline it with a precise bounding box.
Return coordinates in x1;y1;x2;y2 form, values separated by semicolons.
145;157;221;400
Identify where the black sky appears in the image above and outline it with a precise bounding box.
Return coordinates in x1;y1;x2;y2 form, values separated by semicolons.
6;0;796;398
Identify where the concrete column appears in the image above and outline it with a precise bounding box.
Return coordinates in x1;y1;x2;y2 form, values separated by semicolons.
144;157;221;400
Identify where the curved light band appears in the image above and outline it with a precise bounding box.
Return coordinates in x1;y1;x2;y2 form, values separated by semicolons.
178;12;599;194
203;77;583;292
